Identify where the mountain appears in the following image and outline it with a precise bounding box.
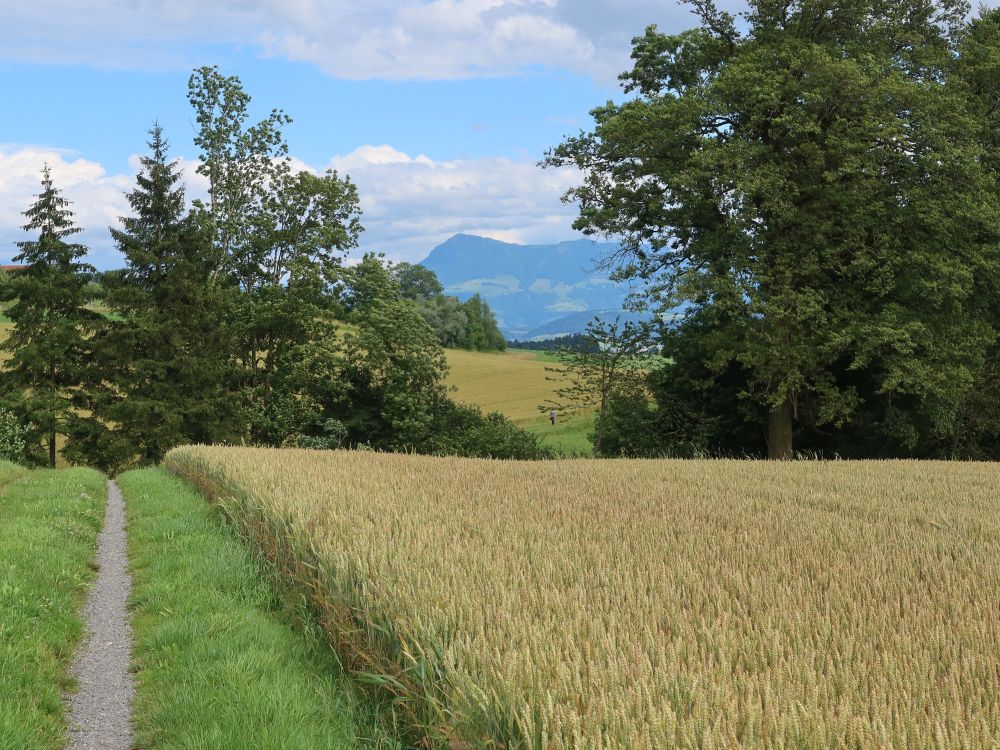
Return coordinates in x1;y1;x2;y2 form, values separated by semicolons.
419;234;637;339
519;309;648;340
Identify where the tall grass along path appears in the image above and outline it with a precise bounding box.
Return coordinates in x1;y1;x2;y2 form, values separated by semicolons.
65;480;135;749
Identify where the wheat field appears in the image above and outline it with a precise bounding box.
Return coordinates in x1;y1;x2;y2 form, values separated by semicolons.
165;446;1000;749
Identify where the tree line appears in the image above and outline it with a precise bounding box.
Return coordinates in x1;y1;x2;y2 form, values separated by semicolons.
547;0;1000;460
389;263;506;352
0;67;545;472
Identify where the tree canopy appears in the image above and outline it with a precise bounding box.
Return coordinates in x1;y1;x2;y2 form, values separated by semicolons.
548;0;1000;458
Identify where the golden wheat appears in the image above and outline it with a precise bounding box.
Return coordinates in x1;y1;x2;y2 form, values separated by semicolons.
166;446;1000;749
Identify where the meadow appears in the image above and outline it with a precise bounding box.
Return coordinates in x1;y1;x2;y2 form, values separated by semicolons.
166;446;1000;749
117;468;393;749
445;348;595;455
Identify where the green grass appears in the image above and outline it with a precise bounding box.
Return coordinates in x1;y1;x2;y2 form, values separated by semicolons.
0;466;106;750
118;468;397;749
525;412;596;456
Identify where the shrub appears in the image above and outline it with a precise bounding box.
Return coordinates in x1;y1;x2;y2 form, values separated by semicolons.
0;409;26;463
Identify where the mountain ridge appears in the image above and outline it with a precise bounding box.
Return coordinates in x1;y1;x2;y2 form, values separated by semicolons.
419;234;635;338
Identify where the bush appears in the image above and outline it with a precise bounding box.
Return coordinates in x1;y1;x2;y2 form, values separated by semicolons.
427;400;552;460
595;387;711;458
0;409;26;463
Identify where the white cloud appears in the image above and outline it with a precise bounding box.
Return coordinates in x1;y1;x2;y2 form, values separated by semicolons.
329;144;582;262
5;1;998;81
254;1;606;80
0;142;584;268
0;0;723;81
0;147;130;267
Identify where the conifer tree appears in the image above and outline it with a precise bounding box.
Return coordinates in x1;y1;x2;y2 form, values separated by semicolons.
68;125;239;473
1;167;96;467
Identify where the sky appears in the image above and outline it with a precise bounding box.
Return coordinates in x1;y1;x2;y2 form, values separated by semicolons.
2;0;993;268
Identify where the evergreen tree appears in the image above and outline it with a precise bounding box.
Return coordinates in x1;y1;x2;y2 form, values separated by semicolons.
1;168;96;467
67;126;239;473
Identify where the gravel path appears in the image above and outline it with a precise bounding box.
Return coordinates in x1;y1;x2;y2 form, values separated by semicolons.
65;480;134;750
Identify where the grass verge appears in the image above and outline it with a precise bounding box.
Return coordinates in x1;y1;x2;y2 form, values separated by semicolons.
118;467;396;749
0;466;105;750
166;447;1000;749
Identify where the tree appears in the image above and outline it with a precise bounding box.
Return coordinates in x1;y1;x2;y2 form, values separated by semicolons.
547;0;999;458
188;65;291;285
414;294;468;347
459;293;506;351
390;262;443;300
1;168;96;467
241;167;361;432
541;317;651;455
67;126;240;473
0;409;26;463
276;257;450;452
188;67;362;443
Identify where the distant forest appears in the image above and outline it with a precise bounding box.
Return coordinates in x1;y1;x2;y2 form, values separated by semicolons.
507;333;599;352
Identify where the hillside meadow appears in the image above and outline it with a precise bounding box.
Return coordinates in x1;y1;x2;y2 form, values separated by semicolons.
166;446;1000;749
445;348;595;455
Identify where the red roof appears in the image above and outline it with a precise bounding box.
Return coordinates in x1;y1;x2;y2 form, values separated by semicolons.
1;265;27;272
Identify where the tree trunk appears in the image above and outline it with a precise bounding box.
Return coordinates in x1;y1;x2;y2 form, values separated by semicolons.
768;397;793;460
595;392;607;456
48;429;56;468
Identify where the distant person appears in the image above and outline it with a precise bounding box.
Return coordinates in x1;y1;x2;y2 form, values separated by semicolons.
549;409;557;426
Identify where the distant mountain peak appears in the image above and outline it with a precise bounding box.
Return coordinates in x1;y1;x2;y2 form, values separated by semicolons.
420;234;632;338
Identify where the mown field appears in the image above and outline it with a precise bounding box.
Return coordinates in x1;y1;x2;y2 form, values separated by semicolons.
166;446;1000;749
445;348;594;455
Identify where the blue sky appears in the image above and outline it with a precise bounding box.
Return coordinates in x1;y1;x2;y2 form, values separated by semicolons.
2;0;992;268
2;58;610;175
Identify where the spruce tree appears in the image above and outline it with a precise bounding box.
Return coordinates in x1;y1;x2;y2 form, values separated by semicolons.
68;125;239;473
1;167;96;467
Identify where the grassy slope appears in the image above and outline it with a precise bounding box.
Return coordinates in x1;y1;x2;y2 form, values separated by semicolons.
118;468;393;750
0;466;105;750
445;348;595;456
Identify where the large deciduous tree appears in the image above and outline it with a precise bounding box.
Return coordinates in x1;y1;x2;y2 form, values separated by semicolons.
1;168;96;467
188;67;362;443
547;0;1000;458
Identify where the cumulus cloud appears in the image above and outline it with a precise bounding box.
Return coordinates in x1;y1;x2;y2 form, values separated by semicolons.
6;1;998;81
0;0;732;81
329;144;582;262
0;147;131;267
0;143;584;268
